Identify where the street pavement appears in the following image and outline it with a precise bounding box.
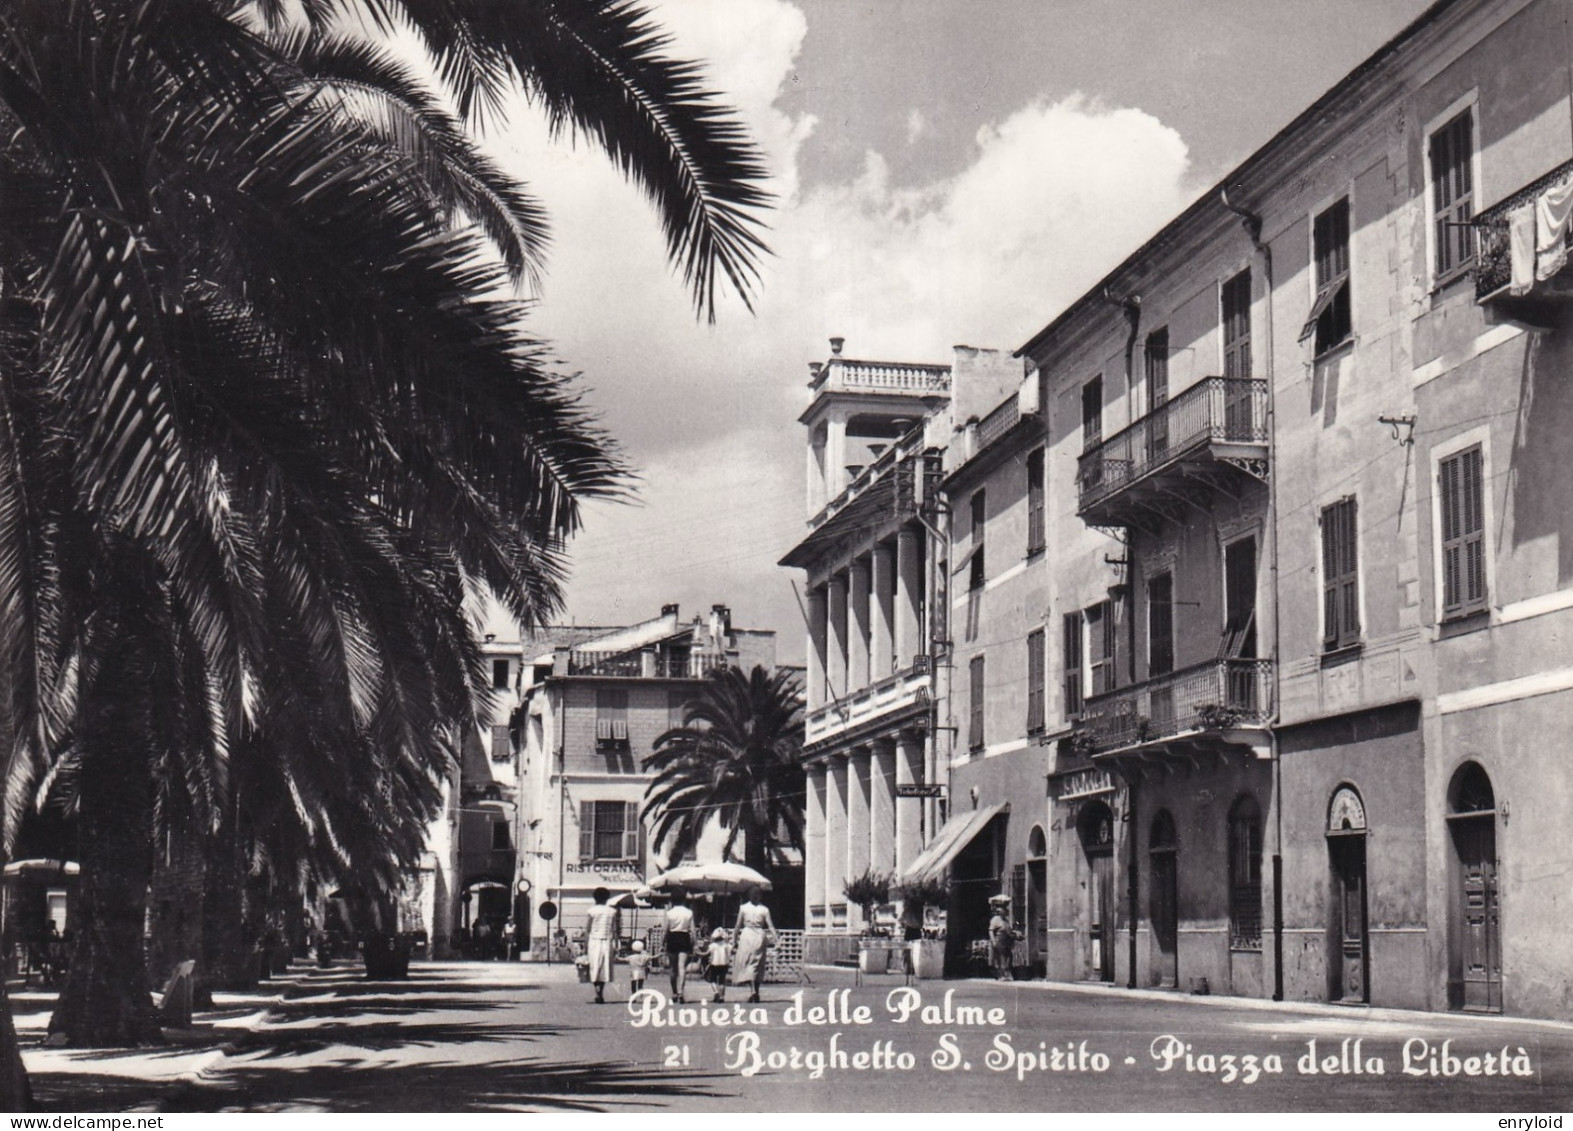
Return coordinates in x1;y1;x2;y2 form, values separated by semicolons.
18;959;1573;1113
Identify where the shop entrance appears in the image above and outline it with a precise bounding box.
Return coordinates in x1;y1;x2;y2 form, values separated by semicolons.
1326;785;1369;1003
1447;762;1501;1012
1027;825;1048;973
1077;802;1116;982
1149;810;1178;988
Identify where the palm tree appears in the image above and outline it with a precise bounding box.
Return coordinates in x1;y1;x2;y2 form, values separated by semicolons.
0;0;769;1090
643;666;805;872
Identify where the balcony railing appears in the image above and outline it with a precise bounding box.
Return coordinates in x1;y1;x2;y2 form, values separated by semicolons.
809;425;928;531
654;654;727;679
567;651;727;678
1077;377;1267;516
1080;658;1273;753
1474;157;1573;300
976;395;1021;451
811;358;951;396
805;666;931;748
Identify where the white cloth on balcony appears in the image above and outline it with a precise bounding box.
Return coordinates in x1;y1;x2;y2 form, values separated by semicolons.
1536;175;1573;282
1509;202;1536;295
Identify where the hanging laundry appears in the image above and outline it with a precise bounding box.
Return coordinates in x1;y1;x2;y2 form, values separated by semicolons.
1534;175;1573;281
1508;202;1536;294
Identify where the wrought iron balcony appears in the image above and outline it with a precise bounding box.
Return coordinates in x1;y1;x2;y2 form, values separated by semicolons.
1473;157;1573;311
566;651;726;679
1080;658;1273;754
1077;377;1268;528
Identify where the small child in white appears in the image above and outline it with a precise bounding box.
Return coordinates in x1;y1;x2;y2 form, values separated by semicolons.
627;939;649;994
706;928;731;1002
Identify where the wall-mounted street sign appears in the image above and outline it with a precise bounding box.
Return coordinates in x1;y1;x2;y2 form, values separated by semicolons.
896;783;945;798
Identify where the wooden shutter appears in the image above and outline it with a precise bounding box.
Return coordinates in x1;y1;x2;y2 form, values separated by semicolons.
1321;497;1361;651
491;723;512;760
1148;573;1174;677
1082;377;1103;449
970;491;986;589
1026;629;1046;733
1303;199;1351;349
969;656;986;749
1062;612;1084;720
622;802;640;861
1432;111;1474;280
1222;270;1252;381
579;800;595;861
1441;446;1487;617
1089;601;1115;695
1026;449;1045;554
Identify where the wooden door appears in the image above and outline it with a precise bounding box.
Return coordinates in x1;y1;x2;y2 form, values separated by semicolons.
1329;835;1368;1002
1089;851;1115;982
1455;818;1502;1011
1028;859;1047;969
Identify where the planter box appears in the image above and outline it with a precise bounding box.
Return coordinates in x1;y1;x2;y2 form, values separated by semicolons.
858;942;891;975
910;939;944;980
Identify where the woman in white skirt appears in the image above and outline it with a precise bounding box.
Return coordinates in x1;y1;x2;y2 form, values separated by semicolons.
730;886;777;1003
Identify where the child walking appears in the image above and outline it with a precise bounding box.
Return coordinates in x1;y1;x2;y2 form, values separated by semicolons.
627;939;649;994
706;928;731;1002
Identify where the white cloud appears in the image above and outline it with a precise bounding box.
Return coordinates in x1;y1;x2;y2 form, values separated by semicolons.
906;108;927;145
476;4;1194;656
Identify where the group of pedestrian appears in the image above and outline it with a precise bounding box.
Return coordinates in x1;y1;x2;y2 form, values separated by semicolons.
583;884;777;1005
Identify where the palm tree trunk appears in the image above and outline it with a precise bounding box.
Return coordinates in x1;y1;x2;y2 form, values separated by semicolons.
200;814;254;994
48;700;162;1045
0;980;34;1111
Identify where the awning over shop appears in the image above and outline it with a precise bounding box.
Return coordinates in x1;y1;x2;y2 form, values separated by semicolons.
900;803;1008;886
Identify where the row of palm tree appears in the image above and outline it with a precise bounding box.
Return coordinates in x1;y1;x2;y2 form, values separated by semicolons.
0;0;770;1109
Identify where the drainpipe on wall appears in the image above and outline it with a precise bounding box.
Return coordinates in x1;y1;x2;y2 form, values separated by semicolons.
1223;186;1285;1002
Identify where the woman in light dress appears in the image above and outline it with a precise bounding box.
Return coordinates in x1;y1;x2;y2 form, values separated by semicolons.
584;887;619;1003
730;886;777;1003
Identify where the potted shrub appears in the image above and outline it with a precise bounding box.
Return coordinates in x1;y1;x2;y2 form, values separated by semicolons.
893;876;950;979
844;868;893;973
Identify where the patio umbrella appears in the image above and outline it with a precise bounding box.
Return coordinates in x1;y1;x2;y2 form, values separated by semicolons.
646;862;772;895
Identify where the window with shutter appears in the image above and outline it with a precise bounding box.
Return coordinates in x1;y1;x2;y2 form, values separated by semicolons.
1431;110;1475;283
1222;270;1252;382
595;688;629;747
491;723;513;761
623;801;640;862
1148;573;1174;677
1062;612;1084;720
1082;377;1103;449
1440;445;1487;618
1026;448;1046;556
1026;629;1046;734
579;800;595;861
969;490;987;590
1321;497;1361;651
1302;198;1352;352
969;656;986;750
1221;539;1258;660
1088;601;1115;696
1145;327;1170;460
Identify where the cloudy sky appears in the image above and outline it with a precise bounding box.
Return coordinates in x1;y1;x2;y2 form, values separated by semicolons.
483;0;1434;661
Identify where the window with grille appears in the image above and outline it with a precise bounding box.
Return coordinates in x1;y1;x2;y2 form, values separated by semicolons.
1431;110;1475;283
1062;612;1084;720
1301;197;1352;353
1222;269;1252;381
1321;496;1361;651
969;490;987;590
595;688;629;747
1439;445;1487;618
579;800;639;862
1026;448;1045;556
969;656;986;751
1148;572;1174;677
1228;796;1263;951
1026;629;1046;735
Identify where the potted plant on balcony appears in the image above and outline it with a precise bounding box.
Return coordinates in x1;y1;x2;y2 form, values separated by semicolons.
844;868;893;973
893;875;950;979
1195;703;1241;730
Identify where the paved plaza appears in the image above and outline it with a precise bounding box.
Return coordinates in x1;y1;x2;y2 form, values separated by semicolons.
13;960;1573;1112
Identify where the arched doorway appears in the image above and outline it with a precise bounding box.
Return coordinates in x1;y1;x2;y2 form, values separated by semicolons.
1077;801;1116;982
1149;810;1179;988
1326;785;1368;1003
1447;762;1500;1012
1026;825;1048;974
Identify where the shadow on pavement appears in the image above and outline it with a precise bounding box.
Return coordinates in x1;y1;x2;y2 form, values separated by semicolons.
225;1018;577;1058
167;1057;739;1112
